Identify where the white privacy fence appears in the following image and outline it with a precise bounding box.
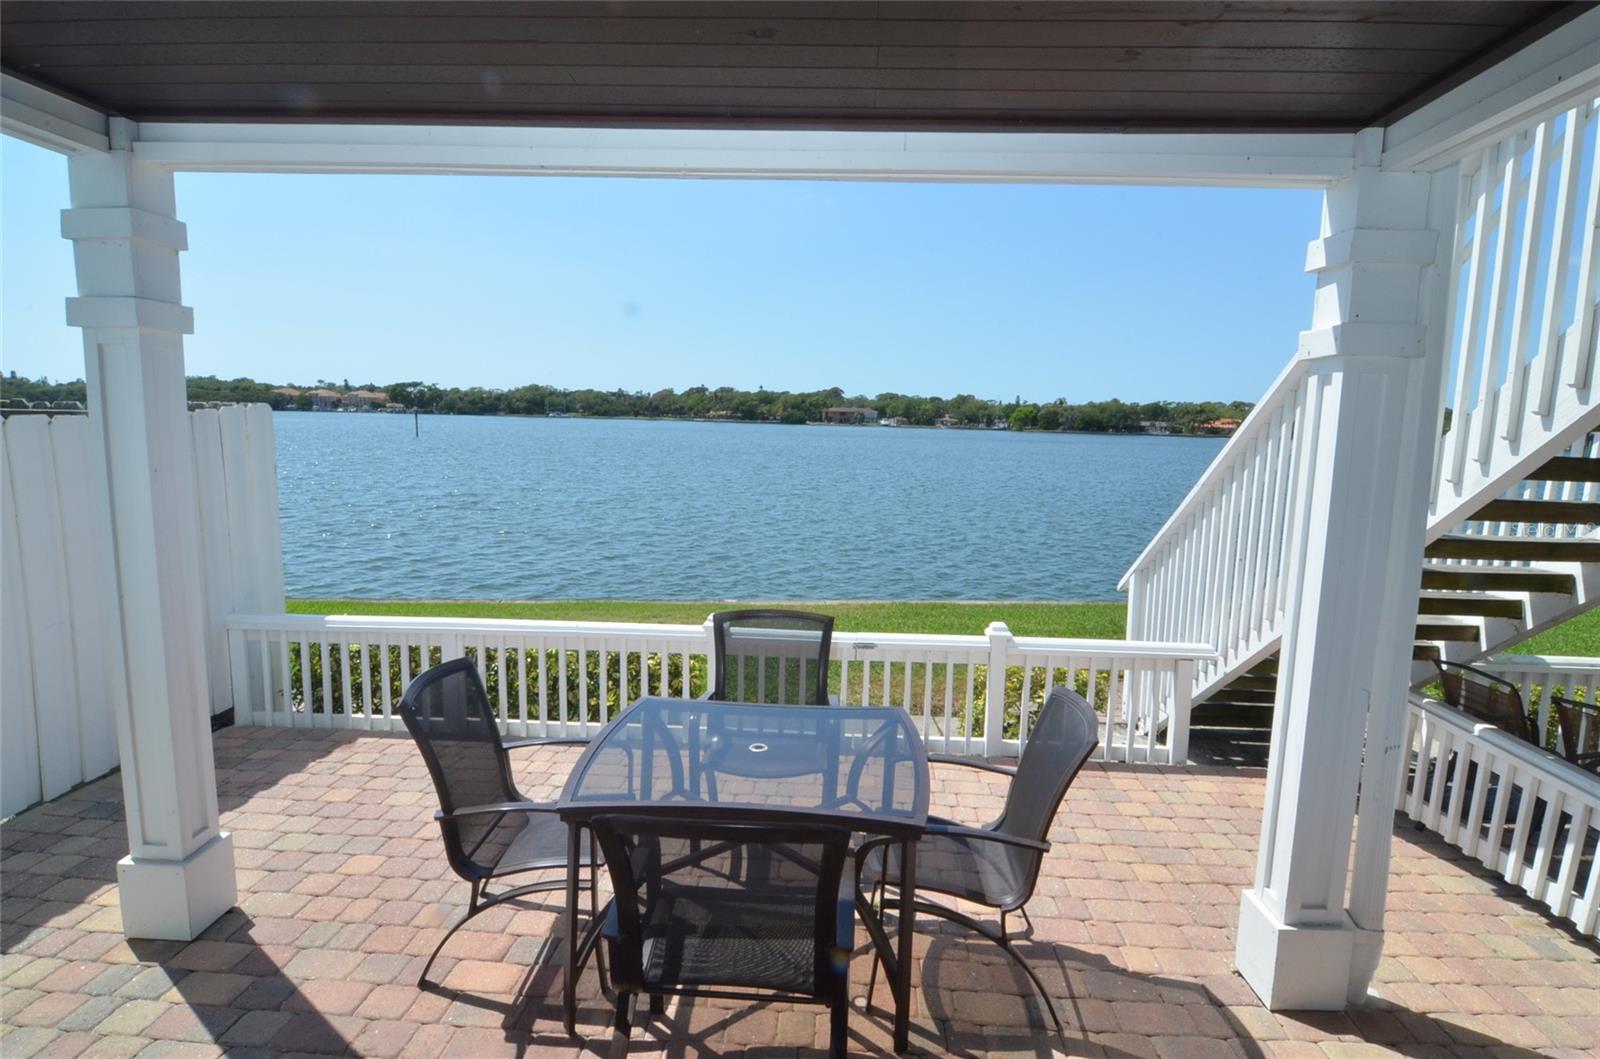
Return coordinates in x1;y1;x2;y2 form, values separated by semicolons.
0;405;282;817
222;613;1211;764
1402;693;1600;938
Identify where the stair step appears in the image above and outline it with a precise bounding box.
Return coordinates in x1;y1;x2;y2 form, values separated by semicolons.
1226;674;1279;692
1191;703;1275;730
1530;456;1600;483
1416;592;1525;619
1424;536;1600;562
1419;564;1576;593
1474;498;1600;524
1415;620;1482;642
1413;643;1442;662
1208;687;1276;704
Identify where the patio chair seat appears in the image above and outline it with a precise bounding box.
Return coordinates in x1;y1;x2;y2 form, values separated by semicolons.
498;810;578;875
872;813;1033;910
609;886;835;993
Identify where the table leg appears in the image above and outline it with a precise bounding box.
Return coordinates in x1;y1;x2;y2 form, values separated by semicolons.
894;839;917;1053
563;822;579;1036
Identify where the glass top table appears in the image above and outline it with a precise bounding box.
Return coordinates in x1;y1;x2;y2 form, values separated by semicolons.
556;696;930;833
555;696;931;1053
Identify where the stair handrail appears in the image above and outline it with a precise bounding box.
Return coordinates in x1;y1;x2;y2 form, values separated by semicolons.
1119;353;1316;691
1428;99;1600;539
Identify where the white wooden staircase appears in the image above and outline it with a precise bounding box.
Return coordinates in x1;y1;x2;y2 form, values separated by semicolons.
1122;101;1600;742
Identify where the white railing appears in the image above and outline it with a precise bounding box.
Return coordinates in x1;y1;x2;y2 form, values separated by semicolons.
1430;99;1600;535
1402;694;1600;937
223;613;1211;764
1122;100;1600;704
1119;356;1317;694
1472;654;1600;752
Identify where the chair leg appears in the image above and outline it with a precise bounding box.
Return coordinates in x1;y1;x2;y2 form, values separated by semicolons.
649;993;666;1015
829;989;848;1058
418;881;483;987
912;900;1064;1034
614;990;635;1034
863;878;885;1011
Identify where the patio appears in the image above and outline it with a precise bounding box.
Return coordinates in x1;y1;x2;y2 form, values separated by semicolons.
3;729;1595;1059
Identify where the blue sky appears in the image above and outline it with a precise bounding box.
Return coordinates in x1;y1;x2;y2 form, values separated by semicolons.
3;134;1321;403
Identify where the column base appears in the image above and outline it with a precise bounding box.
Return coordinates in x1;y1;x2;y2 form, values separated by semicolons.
117;831;236;941
1236;888;1378;1011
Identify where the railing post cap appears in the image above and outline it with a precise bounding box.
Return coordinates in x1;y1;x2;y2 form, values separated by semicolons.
985;621;1012;638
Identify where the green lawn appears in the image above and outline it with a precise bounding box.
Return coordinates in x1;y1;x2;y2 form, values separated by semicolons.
286;598;1130;638
286;597;1595;654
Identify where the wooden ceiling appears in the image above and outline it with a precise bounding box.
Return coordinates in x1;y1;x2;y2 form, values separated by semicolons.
0;1;1587;132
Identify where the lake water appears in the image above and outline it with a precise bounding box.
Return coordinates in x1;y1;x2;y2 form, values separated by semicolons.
273;411;1223;601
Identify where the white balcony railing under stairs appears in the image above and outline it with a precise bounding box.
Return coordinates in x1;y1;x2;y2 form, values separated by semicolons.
1122;100;1600;709
223;613;1213;764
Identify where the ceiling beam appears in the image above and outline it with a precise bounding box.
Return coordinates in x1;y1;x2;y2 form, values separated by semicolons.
2;72;109;154
1381;5;1600;172
129;123;1354;188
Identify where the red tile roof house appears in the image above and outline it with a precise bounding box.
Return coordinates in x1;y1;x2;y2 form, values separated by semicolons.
1;3;1597;1058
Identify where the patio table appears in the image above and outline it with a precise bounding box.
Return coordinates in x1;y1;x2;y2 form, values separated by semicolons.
555;695;931;1052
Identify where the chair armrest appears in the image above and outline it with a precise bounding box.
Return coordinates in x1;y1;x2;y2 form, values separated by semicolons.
436;800;555;821
504;736;589;750
923;822;1049;853
927;753;1017;777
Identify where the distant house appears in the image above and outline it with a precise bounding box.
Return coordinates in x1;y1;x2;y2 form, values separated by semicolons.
823;406;879;424
345;388;389;411
307;388;341;411
271;386;301;399
879;416;909;427
934;415;960;428
1141;420;1172;435
1197;417;1243;435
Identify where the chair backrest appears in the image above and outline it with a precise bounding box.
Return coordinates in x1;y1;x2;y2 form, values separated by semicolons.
398;657;520;880
995;686;1100;847
591;812;851;997
712;609;834;706
1434;661;1534;743
1553;696;1600;764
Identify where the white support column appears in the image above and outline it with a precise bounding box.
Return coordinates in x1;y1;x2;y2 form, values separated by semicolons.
63;118;236;940
1236;128;1450;1010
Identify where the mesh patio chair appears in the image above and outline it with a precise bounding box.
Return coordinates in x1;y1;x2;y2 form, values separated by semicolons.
856;686;1099;1031
711;609;835;706
704;609;838;786
1553;696;1600;773
1433;660;1536;744
590;812;855;1057
399;657;602;988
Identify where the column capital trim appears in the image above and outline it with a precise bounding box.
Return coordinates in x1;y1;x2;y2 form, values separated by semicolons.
1299;323;1427;360
66;296;194;335
1306;229;1439;272
61;207;188;251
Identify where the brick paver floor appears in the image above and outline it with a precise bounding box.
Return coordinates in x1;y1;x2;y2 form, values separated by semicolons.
2;727;1596;1058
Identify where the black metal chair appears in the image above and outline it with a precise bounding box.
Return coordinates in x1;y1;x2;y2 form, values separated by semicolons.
856;686;1099;1031
590;812;855;1057
398;657;601;987
1434;660;1536;744
711;609;834;706
702;609;839;788
1553;695;1600;773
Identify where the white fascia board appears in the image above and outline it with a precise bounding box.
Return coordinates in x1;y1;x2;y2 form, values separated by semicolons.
1;73;109;154
1382;6;1600;173
133;123;1354;188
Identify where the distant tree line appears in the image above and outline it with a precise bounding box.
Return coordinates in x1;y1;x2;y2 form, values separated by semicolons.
1;372;1254;435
